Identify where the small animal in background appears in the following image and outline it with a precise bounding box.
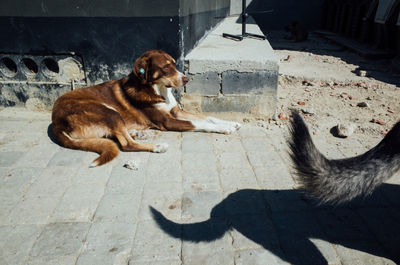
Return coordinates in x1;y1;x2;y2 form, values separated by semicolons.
284;21;308;42
288;110;400;204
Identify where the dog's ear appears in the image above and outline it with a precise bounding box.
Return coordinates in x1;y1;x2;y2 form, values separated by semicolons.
133;54;150;84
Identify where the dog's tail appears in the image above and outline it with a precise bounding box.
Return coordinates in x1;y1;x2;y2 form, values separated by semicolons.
59;132;119;167
288;110;400;204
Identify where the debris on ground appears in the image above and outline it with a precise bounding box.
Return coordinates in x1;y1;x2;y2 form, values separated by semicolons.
123;160;139;170
336;123;357;138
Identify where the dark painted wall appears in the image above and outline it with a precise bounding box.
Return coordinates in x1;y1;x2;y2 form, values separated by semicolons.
0;0;228;84
248;0;324;31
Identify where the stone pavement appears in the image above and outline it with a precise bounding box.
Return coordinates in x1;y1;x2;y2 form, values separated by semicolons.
1;107;399;265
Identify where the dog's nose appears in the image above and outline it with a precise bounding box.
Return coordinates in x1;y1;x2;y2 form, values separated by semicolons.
182;75;189;85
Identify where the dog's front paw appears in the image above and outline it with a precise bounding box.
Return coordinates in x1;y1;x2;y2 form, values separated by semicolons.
220;126;236;135
153;143;168;153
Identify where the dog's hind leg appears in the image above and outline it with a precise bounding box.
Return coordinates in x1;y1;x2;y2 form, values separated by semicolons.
114;128;168;153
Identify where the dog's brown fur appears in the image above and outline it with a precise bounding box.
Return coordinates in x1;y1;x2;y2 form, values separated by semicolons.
52;50;210;167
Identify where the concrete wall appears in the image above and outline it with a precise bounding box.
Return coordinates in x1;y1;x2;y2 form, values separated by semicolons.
0;0;228;85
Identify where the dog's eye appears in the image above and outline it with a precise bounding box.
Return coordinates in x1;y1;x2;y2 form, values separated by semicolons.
163;65;170;71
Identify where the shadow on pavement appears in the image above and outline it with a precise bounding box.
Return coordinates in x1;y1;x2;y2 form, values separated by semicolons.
151;184;400;264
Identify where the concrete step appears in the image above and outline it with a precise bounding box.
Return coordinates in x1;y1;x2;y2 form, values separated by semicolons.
182;16;279;118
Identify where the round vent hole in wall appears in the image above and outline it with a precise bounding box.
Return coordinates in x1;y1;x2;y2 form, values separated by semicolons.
20;58;39;76
41;58;60;78
0;57;18;77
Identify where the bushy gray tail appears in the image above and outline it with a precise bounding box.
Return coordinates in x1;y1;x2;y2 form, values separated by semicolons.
288;111;400;204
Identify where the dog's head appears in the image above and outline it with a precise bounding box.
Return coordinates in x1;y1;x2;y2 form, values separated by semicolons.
133;50;188;88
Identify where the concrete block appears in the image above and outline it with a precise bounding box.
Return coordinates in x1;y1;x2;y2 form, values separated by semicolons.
185;72;220;95
30;222;90;257
222;70;278;95
200;94;276;116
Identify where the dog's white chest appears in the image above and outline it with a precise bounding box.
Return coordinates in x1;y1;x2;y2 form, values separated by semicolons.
153;84;177;112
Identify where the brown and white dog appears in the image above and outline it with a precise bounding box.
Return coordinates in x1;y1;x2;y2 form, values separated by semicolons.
52;50;241;167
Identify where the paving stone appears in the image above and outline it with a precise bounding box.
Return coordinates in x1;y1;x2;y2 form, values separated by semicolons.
216;151;251;169
71;163;113;185
146;156;181;183
0;225;41;265
219;167;258;192
241;137;273;152
239;124;267;137
105;165;146;193
24;255;77;265
234;249;290;265
0;151;24;167
229;213;280;250
129;257;181;265
131;219;181;260
139;182;182;221
182;191;222;221
334;240;395;265
223;189;268;215
262;190;309;212
212;135;244;153
0;167;43;204
253;165;295;190
77;221;135;265
182;133;213;153
182;152;216;172
25;166;77;198
50;183;105;222
94;193;141;223
182;168;220;192
182;251;234;265
316;209;375;241
12;144;59;168
6;195;61;224
357;207;400;259
30;222;90;257
47;148;89;167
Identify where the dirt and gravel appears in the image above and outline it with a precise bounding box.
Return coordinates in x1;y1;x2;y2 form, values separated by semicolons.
274;32;399;137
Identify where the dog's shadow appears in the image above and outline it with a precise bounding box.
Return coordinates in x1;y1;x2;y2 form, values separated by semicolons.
151;184;400;264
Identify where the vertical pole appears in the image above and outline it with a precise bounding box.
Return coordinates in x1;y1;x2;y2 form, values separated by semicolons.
241;0;246;35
